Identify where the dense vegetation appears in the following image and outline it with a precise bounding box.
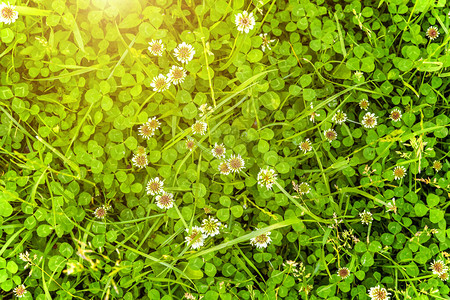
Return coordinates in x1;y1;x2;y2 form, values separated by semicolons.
1;0;450;299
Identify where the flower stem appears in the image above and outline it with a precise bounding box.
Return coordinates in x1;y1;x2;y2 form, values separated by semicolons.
273;181;331;224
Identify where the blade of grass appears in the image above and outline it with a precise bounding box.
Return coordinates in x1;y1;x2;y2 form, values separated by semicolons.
27;65;101;81
278;84;364;144
66;216;191;283
15;6;51;16
64;102;94;160
170;97;245;186
185;218;317;260
66;11;85;53
311;144;331;196
274;181;330;224
0;106;81;177
0;41;16;59
108;25;137;80
35;94;77;112
334;13;347;57
196;15;216;107
35;135;81;178
0;227;26;256
28;167;48;206
234;245;266;287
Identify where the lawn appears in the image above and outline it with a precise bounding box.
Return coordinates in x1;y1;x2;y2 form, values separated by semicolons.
0;0;450;299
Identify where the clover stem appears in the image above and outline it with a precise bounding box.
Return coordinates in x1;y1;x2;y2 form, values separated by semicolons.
367;221;372;244
273;181;331;224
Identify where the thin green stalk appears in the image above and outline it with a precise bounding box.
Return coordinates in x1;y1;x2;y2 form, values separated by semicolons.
273;181;330;224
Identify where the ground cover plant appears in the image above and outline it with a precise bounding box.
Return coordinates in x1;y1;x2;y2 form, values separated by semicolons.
1;0;450;299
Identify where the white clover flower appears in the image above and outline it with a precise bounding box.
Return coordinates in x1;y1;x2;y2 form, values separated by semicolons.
228;154;245;173
174;42;195;64
393;166;406;180
184;293;196;300
309;103;320;123
389;108;402;122
191;121;207;135
385;198;397;214
426;26;439;40
65;261;77;275
439;272;449;281
257;167;278;190
201;216;222;237
167;65;187;85
218;161;231;175
367;285;390;300
250;230;272;249
186;139;196;151
359;99;370;110
199;103;213;117
151;74;171;92
0;2;18;24
235;11;256;33
361;112;378;129
13;285;27;298
430;260;448;275
185;226;205;249
148;39;165;56
94;205;110;219
282;260;298;268
433;160;442;172
354;71;363;79
19;251;30;262
359;210;373;225
146;177;164;195
135;146;146;156
337;267;350;279
332;110;347;124
211;143;226;159
147;117;161;131
297;182;310;195
156;193;174;210
299;139;312;154
259;33;275;52
138;123;154;139
324;129;337;142
131;154;148;169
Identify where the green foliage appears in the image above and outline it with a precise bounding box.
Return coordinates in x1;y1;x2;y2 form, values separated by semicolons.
1;0;450;299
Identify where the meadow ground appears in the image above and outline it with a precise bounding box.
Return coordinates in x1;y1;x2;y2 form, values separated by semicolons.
1;0;450;299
